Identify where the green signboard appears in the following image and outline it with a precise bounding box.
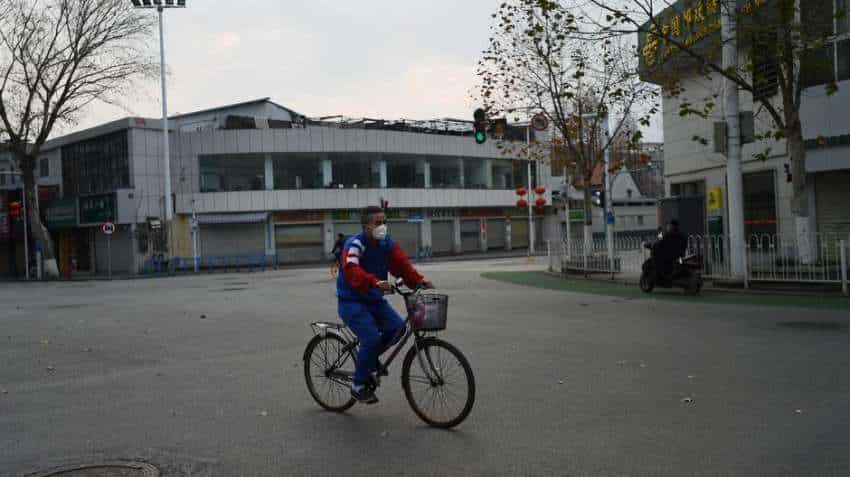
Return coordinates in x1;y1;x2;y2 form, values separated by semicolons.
79;193;115;225
46;197;77;229
568;210;585;222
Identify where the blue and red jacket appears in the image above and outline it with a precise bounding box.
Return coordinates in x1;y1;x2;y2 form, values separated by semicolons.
336;232;423;303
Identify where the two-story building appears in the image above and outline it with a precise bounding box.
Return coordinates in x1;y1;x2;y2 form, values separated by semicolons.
36;98;557;275
639;0;850;245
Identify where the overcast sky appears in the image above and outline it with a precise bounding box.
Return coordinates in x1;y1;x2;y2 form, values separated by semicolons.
80;0;662;141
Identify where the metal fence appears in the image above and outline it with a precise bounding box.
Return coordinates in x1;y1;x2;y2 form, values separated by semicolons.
549;232;850;292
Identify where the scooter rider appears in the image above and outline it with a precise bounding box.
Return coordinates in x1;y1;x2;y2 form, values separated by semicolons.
656;219;688;279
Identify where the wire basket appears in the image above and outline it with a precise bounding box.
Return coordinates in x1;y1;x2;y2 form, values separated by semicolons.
405;293;449;331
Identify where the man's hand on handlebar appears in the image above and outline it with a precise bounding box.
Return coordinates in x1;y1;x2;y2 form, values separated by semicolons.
376;280;393;292
421;279;434;290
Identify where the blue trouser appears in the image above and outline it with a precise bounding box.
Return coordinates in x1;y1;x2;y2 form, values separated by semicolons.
338;299;405;387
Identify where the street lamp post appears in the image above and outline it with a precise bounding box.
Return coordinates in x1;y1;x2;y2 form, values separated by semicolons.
131;0;185;254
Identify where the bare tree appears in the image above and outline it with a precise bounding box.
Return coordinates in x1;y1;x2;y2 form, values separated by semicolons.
477;0;658;252
577;0;844;257
0;0;155;277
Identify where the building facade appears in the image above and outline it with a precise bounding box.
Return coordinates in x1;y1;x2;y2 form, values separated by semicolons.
35;99;557;275
640;0;850;244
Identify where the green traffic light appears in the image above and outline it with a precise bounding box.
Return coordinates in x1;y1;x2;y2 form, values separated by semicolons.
475;130;486;144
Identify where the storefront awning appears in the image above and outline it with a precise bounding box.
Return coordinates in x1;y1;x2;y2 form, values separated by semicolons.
196;212;268;225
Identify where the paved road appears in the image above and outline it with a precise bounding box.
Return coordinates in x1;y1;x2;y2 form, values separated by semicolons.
2;258;849;476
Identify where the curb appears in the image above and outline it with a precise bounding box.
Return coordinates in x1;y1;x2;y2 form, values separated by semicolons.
542;270;850;299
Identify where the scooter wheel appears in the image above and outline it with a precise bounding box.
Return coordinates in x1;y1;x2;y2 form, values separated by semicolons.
686;275;702;296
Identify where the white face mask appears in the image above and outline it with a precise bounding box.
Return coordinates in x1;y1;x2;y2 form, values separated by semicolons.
372;224;388;241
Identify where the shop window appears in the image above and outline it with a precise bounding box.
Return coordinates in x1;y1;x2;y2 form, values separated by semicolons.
386;154;424;188
743;170;777;237
801;44;835;89
670;181;705;198
332;153;378;189
491;159;515;189
40;158;49;178
199;154;265;192
430;157;463;189
273;154;323;190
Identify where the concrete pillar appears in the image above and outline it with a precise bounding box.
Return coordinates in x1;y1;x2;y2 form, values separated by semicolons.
480;218;488;253
423;160;432;188
452;216;462;254
130;222;139;275
379;160;388;188
457;158;465;188
266;216;275;258
322;154;333;187
264;154;274;190
505;219;512;251
323;212;334;260
420;209;431;257
484;159;494;189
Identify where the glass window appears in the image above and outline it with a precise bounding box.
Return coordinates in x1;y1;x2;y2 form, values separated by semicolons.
430;157;463;189
199;154;265;192
40;158;49;178
61;130;129;195
0;169;5;186
513;160;530;189
743;171;777;236
803;0;836;40
464;159;487;189
491;159;515;189
386;154;424;188
332;153;377;189
838;39;850;81
801;44;835;88
273;154;323;190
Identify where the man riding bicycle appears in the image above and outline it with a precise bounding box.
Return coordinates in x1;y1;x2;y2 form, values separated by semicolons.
337;206;432;404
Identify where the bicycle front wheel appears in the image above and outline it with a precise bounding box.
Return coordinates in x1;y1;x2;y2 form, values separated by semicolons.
401;337;475;428
304;333;356;412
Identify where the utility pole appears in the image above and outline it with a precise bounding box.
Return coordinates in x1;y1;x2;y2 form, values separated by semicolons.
526;125;534;256
602;113;614;275
722;0;745;280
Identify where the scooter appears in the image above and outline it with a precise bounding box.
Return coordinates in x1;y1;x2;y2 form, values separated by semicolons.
640;235;704;295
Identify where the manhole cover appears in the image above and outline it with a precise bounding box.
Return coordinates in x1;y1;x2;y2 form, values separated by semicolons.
31;461;159;477
779;321;847;331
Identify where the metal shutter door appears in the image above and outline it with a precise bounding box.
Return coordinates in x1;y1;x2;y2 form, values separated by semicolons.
275;224;323;263
94;226;132;274
487;219;505;249
389;222;420;257
816;171;850;238
431;220;454;254
461;220;480;252
201;223;265;258
511;219;528;249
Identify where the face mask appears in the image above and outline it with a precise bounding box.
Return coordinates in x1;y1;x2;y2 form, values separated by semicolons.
372;224;388;241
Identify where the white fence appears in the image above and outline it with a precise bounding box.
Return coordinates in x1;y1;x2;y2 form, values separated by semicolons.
548;233;850;292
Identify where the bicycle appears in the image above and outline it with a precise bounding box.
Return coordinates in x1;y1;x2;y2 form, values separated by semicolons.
303;280;475;428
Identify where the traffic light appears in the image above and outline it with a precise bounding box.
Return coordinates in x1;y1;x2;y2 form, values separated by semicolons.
473;108;487;144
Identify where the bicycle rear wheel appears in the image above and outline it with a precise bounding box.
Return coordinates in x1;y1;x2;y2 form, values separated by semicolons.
401;337;475;428
304;333;356;412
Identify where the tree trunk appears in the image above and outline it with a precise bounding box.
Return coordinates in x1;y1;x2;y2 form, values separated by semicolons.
20;156;60;278
582;185;594;264
787;119;815;264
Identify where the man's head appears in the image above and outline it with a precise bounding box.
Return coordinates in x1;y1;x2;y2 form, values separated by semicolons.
337;233;344;240
666;219;680;233
361;206;387;241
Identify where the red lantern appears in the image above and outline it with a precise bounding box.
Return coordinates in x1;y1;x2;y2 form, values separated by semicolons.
534;186;546;195
8;201;22;221
515;187;528;197
535;197;547;208
516;199;528;208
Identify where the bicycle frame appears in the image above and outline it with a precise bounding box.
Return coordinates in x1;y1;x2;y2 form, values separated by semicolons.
310;286;443;387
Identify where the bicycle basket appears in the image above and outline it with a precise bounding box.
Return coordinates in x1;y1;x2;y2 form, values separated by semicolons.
404;293;449;331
